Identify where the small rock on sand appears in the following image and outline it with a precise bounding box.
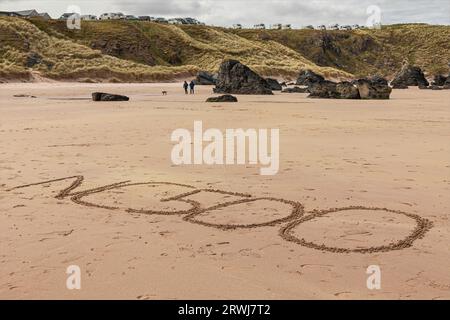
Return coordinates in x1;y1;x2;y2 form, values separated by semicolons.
92;92;130;102
206;95;238;103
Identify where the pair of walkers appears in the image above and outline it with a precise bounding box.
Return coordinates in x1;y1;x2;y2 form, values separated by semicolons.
183;81;196;94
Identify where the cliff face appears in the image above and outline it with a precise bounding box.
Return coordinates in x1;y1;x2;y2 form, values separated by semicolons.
1;17;449;83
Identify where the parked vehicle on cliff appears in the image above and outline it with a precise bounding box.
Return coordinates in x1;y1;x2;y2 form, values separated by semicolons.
270;23;282;30
125;15;139;20
155;17;168;23
99;12;125;20
328;23;340;30
81;15;97;21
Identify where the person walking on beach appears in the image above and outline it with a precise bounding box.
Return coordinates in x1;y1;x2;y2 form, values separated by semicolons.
189;80;195;94
183;81;189;94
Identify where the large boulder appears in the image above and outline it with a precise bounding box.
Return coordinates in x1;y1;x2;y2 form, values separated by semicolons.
296;69;325;86
206;95;238;103
214;60;273;95
92;92;130;101
356;76;392;99
308;81;362;99
308;76;391;100
336;81;360;99
431;75;447;86
391;64;429;87
194;71;217;85
308;81;340;99
265;78;283;91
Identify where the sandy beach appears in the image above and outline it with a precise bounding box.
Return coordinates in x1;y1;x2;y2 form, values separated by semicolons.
0;82;449;300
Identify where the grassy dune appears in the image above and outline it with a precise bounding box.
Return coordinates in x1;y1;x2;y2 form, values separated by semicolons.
26;18;351;80
1;17;449;82
0;17;198;82
231;24;450;77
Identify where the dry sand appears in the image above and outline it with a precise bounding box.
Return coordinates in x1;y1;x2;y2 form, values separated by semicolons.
0;82;449;300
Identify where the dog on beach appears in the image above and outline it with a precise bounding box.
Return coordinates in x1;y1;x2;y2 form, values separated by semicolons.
162;91;168;96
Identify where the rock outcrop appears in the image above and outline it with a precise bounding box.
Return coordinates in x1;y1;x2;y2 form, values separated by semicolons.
308;76;391;99
25;52;43;68
92;92;130;101
431;75;447;86
194;71;218;85
206;95;238;103
282;86;309;93
392;83;409;89
214;60;273;95
444;77;450;89
296;69;325;86
356;76;392;99
308;81;340;99
391;64;429;87
336;81;361;99
265;78;283;91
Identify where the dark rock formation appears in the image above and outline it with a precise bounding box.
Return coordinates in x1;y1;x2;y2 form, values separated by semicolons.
194;71;217;85
336;81;360;99
296;69;324;86
206;94;238;103
391;64;429;87
281;86;309;93
356;76;392;99
92;92;130;101
443;77;450;89
308;81;340;99
431;75;447;86
392;83;409;89
25;52;42;68
308;76;391;99
214;60;273;95
265;78;283;91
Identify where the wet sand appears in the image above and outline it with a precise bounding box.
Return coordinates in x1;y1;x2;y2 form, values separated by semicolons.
0;82;449;299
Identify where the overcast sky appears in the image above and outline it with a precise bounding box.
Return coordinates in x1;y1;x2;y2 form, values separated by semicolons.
0;0;449;27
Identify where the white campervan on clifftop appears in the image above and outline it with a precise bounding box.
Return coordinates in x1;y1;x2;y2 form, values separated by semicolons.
99;12;125;20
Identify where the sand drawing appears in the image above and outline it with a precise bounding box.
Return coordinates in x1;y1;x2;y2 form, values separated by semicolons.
6;175;433;254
